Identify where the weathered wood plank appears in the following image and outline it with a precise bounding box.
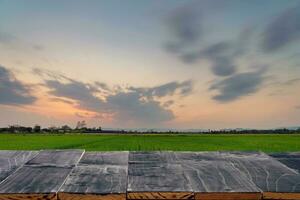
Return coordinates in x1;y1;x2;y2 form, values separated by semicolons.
59;165;127;194
0;166;71;194
128;152;193;199
195;193;262;200
58;193;125;200
0;150;38;182
127;192;194;200
220;152;300;193
0;193;56;200
174;152;260;193
59;152;128;199
79;152;128;166
263;192;300;200
26;150;84;167
129;151;177;163
269;152;300;173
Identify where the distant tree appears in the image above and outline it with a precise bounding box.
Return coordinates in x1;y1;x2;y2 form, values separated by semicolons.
76;121;87;129
33;125;41;133
61;125;72;133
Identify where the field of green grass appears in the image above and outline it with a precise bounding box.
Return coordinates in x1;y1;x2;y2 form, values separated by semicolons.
0;133;299;152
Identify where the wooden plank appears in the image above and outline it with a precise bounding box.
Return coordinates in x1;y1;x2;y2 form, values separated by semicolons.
0;150;38;182
59;152;128;199
269;152;300;173
174;152;261;200
0;166;71;195
79;151;128;166
0;193;56;200
26;150;84;167
263;192;300;200
220;152;300;193
58;193;125;200
127;192;194;200
195;193;262;200
129;151;176;163
59;165;127;194
128;152;193;199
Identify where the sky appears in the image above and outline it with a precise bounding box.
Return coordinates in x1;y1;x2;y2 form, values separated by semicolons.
0;0;300;129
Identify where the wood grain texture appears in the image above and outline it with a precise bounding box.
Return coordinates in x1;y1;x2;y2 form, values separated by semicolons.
26;150;84;167
129;152;176;163
60;165;127;194
269;152;300;173
195;193;262;200
128;152;193;193
220;152;300;193
127;192;194;200
0;193;56;200
79;152;128;166
58;193;126;200
263;192;300;200
174;152;260;193
0;166;71;194
0;150;38;182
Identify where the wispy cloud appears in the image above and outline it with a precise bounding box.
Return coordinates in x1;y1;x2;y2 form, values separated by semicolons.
262;3;300;52
209;68;267;102
0;65;36;105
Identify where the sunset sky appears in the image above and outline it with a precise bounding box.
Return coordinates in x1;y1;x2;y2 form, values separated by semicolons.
0;0;300;129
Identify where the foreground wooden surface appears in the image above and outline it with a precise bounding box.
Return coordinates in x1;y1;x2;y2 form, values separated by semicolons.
0;150;299;200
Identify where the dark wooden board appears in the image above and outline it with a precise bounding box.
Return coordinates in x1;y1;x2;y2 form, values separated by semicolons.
0;150;38;182
220;152;300;193
59;165;128;194
0;166;71;194
26;150;84;167
174;152;260;193
58;193;126;200
269;152;300;173
128;151;176;163
79;152;128;166
128;152;193;199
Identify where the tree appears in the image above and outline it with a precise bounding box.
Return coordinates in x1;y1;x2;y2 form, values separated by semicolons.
33;125;41;133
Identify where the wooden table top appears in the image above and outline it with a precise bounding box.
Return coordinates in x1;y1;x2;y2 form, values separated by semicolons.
0;150;299;200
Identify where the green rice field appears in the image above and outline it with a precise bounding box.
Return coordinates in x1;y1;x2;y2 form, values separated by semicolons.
0;133;299;152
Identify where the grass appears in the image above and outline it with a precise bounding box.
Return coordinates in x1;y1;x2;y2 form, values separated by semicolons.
0;133;299;152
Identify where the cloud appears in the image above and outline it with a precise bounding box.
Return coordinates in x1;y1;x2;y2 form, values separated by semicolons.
106;92;174;124
164;4;202;52
163;2;254;77
130;80;193;98
0;65;36;105
262;3;300;52
46;79;106;112
209;68;266;102
42;72;193;125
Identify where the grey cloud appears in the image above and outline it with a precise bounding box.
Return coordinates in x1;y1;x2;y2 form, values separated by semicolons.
46;79;106;112
209;68;266;102
262;4;300;52
107;92;174;124
211;56;236;76
165;4;202;51
43;75;193;125
164;2;254;77
0;65;36;105
163;100;174;108
130;80;193;98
